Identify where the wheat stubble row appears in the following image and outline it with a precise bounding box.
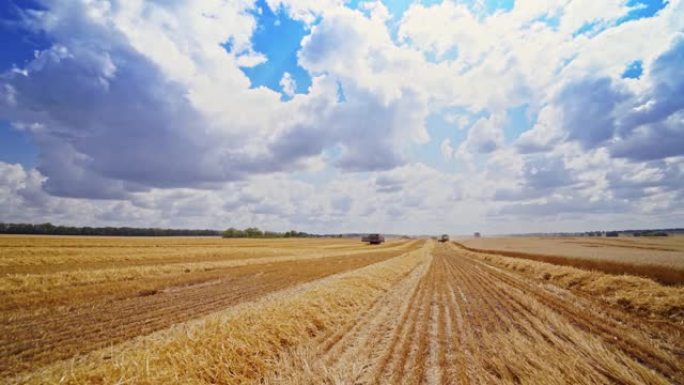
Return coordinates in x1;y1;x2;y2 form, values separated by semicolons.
0;240;420;377
268;242;683;385
6;240;683;384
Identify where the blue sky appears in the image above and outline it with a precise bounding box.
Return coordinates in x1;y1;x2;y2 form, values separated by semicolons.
0;0;668;167
0;1;49;71
239;0;312;98
0;0;681;234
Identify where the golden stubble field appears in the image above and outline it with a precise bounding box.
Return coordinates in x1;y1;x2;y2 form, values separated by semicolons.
1;235;683;384
458;235;684;268
458;235;684;284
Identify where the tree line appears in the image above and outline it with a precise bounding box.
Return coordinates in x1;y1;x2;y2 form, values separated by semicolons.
0;223;220;236
221;227;313;238
0;223;315;238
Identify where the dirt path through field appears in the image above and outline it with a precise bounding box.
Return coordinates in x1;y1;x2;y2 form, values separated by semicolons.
270;242;684;384
0;245;418;377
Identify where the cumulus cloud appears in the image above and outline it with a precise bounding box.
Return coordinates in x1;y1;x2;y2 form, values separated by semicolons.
611;36;684;160
548;34;684;161
0;160;472;233
515;106;564;153
279;72;296;97
496;196;630;217
0;0;433;199
556;77;630;148
455;114;506;165
440;138;455;160
0;1;266;198
1;0;683;233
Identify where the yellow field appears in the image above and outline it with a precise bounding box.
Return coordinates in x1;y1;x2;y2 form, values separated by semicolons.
2;236;683;384
459;235;684;268
458;235;684;284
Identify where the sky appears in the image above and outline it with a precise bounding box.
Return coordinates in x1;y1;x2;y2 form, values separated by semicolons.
0;0;682;235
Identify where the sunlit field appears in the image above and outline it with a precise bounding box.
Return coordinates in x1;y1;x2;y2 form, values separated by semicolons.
458;235;684;285
2;236;683;384
2;0;684;383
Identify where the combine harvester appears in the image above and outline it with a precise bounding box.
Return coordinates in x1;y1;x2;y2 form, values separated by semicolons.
439;234;449;243
362;233;385;245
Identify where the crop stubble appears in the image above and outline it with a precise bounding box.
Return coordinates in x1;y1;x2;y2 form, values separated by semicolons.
3;238;683;385
267;242;683;385
0;238;420;377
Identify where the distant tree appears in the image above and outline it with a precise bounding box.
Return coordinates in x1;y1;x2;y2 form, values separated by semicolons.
244;227;263;237
222;227;241;238
0;222;331;238
221;227;314;239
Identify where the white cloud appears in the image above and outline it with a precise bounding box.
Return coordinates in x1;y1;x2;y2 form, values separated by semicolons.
457;114;506;161
1;0;683;233
266;0;343;24
399;2;482;61
279;72;296;97
440;138;455;160
515;106;565;153
0;0;437;198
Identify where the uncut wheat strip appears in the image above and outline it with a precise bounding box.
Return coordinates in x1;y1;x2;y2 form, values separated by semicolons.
326;261;430;377
9;242;431;385
270;245;422;355
334;262;432;384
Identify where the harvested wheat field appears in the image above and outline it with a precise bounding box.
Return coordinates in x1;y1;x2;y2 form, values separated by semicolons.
3;237;684;385
458;235;684;285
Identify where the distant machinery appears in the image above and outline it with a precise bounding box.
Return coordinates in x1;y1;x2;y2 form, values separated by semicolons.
474;232;481;238
439;234;449;243
363;233;385;245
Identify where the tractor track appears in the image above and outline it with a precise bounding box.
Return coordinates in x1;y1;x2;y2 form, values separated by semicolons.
271;242;684;385
6;240;683;384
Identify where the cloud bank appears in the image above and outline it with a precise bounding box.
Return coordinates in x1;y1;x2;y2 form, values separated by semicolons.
0;0;682;234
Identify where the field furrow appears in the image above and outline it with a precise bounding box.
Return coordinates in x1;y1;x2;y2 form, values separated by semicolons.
0;242;420;377
264;242;682;385
4;237;682;385
464;251;684;379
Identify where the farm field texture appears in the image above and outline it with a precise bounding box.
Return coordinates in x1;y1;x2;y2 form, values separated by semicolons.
2;1;684;384
458;235;684;285
458;235;684;268
2;237;683;384
0;236;420;378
